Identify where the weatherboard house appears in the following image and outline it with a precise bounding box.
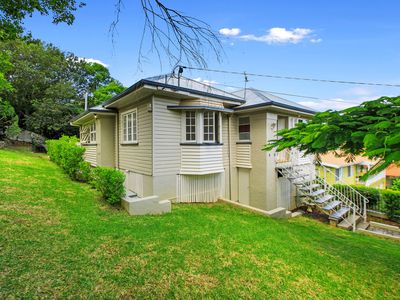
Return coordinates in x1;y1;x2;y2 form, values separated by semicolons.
71;75;315;215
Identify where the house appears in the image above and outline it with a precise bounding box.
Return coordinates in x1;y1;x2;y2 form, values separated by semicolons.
71;75;315;214
317;152;386;189
384;164;400;188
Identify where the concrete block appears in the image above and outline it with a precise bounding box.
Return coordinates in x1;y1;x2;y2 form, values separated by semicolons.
122;195;171;216
268;207;289;219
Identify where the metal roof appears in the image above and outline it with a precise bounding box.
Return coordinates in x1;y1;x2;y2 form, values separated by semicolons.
232;88;315;114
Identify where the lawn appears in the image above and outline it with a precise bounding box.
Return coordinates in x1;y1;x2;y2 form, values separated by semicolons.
0;149;399;299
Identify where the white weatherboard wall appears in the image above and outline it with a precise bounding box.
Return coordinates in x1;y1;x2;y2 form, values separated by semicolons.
236;144;252;168
176;173;223;203
180;145;224;175
83;145;97;166
152;97;181;200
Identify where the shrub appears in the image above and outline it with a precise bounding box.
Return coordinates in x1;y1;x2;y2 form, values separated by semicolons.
391;178;400;191
333;184;381;207
381;189;400;220
92;167;125;204
76;161;92;182
46;135;86;181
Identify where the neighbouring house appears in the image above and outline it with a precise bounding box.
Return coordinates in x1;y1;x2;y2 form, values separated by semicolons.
71;75;315;213
317;152;386;189
384;164;400;188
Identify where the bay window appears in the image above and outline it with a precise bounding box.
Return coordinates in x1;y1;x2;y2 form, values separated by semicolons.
203;111;215;142
185;111;196;141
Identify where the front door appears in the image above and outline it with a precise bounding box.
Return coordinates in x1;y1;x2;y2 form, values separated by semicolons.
237;168;250;205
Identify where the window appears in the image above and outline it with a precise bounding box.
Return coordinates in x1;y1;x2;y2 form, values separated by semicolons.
238;116;250;141
335;168;343;181
185;111;196;141
89;122;96;143
347;165;353;177
122;109;137;143
203;111;215;142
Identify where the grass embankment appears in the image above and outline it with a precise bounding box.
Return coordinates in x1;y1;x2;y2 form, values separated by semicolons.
0;149;399;299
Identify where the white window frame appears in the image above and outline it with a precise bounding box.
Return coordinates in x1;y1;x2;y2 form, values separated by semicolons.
122;108;138;143
335;167;343;181
238;116;250;141
89;122;96;143
185;111;196;142
347;165;353;177
203;111;215;143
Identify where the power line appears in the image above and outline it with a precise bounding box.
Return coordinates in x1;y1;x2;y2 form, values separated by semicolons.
211;82;363;105
182;66;400;88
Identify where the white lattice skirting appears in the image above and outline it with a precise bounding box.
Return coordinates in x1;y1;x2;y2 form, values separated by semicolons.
176;173;224;203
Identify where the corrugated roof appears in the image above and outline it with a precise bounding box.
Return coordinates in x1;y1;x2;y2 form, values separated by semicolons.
146;74;244;101
232;88;315;114
319;152;375;168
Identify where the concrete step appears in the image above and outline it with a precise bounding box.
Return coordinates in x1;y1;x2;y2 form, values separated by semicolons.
315;194;334;204
122;195;171;216
310;189;325;197
322;200;342;211
338;215;362;230
329;206;350;220
356;221;369;230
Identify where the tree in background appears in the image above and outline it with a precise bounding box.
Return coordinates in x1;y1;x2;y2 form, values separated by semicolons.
0;50;20;140
0;39;118;139
0;0;85;40
264;96;400;178
91;80;126;106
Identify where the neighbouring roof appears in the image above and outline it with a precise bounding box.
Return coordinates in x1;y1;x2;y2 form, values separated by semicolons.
232;88;315;114
386;164;400;177
319;152;375;168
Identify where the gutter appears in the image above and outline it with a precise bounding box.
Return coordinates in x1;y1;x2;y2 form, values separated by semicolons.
234;102;315;115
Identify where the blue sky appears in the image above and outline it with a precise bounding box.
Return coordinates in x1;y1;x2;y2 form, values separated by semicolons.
23;0;400;110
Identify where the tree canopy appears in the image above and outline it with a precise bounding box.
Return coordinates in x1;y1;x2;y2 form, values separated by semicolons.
264;96;400;178
0;38;119;139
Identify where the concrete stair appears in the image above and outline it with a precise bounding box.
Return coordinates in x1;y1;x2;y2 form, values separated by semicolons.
122;192;171;216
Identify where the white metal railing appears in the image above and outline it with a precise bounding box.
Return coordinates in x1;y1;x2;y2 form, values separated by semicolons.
278;163;368;231
318;164;369;222
275;148;314;166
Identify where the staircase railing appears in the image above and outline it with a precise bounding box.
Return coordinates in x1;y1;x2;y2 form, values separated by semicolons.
278;164;366;231
318;165;369;222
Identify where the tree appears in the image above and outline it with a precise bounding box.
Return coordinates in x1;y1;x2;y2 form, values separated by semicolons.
111;0;222;68
0;39;118;138
264;96;400;178
91;80;125;106
0;0;85;40
0;99;20;139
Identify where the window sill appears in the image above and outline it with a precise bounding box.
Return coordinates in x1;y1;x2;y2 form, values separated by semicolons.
236;141;252;145
81;143;97;146
180;142;223;146
120;142;139;146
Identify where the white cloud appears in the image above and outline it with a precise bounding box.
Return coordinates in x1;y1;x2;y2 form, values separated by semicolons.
298;97;376;112
80;57;109;67
310;38;322;43
239;27;314;44
219;28;241;37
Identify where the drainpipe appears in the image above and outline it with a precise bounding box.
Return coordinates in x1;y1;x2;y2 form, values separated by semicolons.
227;114;232;200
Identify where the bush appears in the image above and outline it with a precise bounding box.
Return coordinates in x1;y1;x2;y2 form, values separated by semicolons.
92;167;125;204
0;99;20;140
333;184;381;207
76;161;92;182
381;189;400;220
47;135;87;181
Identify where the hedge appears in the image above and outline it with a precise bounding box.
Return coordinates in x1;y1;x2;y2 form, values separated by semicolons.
92;167;125;205
333;183;400;220
47;136;125;205
47;136;86;181
381;189;400;220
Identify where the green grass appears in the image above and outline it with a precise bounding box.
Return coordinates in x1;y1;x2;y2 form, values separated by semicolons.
0;149;399;299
